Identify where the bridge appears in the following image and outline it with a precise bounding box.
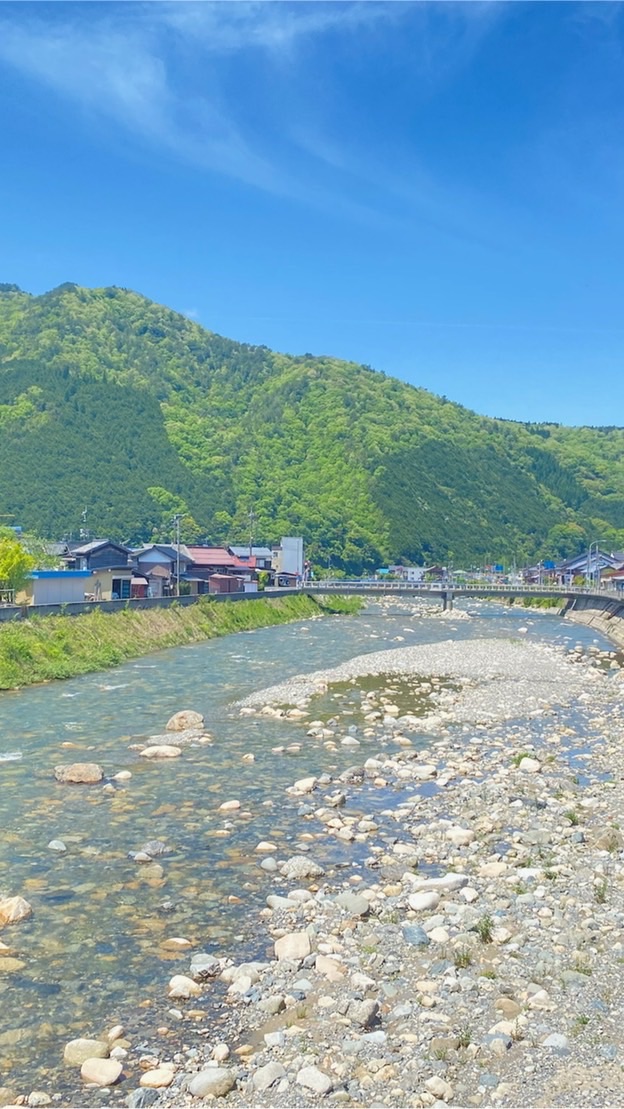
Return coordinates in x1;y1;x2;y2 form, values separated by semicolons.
304;580;620;611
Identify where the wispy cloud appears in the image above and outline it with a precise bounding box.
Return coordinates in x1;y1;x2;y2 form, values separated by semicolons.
158;1;401;52
0;1;504;230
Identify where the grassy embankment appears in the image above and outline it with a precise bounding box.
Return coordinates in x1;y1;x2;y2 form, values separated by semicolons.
0;594;362;690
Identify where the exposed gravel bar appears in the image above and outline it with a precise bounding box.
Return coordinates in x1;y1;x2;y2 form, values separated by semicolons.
239;638;592;729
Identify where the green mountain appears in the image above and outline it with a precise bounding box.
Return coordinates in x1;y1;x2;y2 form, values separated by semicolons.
0;281;622;572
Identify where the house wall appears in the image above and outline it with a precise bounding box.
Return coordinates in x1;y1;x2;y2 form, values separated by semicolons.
89;569;133;601
86;546;129;571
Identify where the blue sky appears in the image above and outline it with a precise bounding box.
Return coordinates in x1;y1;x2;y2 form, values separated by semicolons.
0;1;622;425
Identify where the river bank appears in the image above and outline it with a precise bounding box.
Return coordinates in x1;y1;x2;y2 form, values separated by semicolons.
131;631;624;1109
0;593;361;690
1;599;622;1107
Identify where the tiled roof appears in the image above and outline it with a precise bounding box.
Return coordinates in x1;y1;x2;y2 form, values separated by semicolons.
187;546;246;568
71;539;131;556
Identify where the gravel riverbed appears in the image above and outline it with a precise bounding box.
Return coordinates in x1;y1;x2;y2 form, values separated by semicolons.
4;621;624;1108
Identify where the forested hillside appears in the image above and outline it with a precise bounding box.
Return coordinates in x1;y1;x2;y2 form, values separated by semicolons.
0;282;622;571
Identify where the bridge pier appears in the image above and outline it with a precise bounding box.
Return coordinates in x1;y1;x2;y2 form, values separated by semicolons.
442;590;454;612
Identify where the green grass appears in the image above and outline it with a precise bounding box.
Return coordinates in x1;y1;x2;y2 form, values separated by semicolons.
453;946;473;969
475;915;495;944
594;878;608;904
511;750;532;767
0;594;363;690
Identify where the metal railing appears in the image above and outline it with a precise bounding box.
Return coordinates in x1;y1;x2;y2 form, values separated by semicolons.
304;580;622;599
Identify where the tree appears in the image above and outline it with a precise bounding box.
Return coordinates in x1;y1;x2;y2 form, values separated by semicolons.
0;530;36;598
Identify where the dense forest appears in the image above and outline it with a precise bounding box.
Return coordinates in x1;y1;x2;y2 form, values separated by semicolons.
0;281;622;572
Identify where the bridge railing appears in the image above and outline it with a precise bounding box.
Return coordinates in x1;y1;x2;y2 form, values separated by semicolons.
304;580;622;598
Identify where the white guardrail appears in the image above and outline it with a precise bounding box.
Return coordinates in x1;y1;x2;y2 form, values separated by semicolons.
305;580;621;597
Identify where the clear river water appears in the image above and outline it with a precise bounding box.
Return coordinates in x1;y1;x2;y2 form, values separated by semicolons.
0;599;614;1101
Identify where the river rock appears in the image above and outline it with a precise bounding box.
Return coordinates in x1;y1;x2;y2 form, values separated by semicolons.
166;710;204;731
188;1068;235;1098
0;956;26;972
296;1065;333;1095
349;999;380;1028
127;1090;161;1108
64;1038;110;1066
410;873;468;893
48;840;67;853
425;1075;453;1102
81;1057;123;1086
316;954;345;981
0;896;32;926
140;1067;175;1088
335;891;370;916
408;891;440;912
293;776;317;793
253;1062;286;1091
54;762;103;784
280;855;325;880
140;745;181;759
402;924;430;947
275;931;311;961
27;1093;52;1107
168;974;202;998
542;1033;570;1054
190;953;219;979
518;756;541;773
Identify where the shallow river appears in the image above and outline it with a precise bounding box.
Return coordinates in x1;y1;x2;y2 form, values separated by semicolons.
0;600;614;1099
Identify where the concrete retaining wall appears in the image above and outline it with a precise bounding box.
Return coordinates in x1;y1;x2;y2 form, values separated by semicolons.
563;595;624;648
0;589;300;624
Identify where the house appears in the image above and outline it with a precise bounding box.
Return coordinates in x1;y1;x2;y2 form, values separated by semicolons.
229;545;274;571
186;546;250;591
273;537;304;580
603;568;624;592
555;549;624;586
389;565;425;582
63;539;136;601
65;539;133;571
87;566;135;601
16;569;92;606
132;543;193;597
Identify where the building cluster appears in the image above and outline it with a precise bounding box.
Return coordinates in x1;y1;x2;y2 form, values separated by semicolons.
524;548;624;590
17;537;305;607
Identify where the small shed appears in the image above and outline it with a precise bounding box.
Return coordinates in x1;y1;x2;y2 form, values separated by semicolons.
208;574;244;594
17;570;92;606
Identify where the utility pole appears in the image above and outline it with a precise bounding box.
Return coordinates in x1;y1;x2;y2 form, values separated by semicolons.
248;509;256;561
173;513;182;597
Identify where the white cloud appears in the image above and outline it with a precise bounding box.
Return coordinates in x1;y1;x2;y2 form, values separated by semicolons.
156;2;402;53
0;0;504;229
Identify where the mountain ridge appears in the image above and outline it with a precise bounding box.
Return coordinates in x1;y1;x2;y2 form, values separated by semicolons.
0;281;622;571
